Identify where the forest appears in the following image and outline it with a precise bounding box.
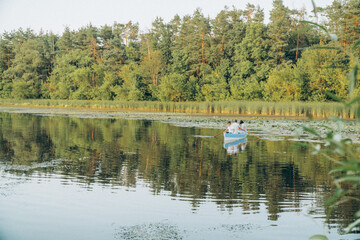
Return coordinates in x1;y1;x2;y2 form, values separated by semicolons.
0;0;359;102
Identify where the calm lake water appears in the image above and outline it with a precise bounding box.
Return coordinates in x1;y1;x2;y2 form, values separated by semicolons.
0;112;358;240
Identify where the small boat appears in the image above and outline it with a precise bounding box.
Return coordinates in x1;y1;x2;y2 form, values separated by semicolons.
223;132;248;142
223;137;247;149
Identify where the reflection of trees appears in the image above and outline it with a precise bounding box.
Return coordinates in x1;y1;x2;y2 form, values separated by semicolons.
0;112;356;227
0;113;55;166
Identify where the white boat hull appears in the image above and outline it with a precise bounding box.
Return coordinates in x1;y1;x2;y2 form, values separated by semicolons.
223;132;248;142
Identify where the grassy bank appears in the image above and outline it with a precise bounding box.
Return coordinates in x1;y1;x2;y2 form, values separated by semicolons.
0;99;356;119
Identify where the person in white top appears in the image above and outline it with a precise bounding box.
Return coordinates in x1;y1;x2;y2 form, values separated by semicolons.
230;120;240;134
225;121;232;133
239;120;247;133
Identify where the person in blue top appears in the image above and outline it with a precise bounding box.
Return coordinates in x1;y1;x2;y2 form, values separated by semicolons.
239;120;247;133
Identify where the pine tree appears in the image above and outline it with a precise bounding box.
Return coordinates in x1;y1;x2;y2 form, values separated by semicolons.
2;39;47;98
325;0;360;52
179;9;212;80
211;7;235;68
0;32;15;73
148;17;174;67
230;13;270;100
267;0;292;66
56;26;73;53
99;23;127;99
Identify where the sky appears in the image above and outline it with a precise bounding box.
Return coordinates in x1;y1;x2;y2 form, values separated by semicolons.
0;0;332;34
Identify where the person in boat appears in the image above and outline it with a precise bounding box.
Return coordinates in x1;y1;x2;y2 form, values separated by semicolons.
225;121;232;133
230;120;240;134
239;120;247;133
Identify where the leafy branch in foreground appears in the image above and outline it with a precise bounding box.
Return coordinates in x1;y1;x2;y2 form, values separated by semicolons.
296;1;360;239
300;117;359;239
303;6;360;240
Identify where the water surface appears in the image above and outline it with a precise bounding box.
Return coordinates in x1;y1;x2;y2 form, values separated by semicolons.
0;112;358;240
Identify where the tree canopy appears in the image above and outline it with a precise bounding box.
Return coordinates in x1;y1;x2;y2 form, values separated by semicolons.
0;0;359;102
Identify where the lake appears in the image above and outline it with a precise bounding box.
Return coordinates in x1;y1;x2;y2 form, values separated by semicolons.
0;111;358;240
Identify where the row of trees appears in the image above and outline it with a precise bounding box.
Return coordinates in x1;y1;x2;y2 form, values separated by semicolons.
0;0;359;102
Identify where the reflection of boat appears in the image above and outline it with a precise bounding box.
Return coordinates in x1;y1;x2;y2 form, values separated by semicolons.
223;137;247;149
223;137;248;155
223;132;247;141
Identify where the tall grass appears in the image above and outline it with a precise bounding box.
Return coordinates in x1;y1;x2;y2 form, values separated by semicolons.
0;99;356;119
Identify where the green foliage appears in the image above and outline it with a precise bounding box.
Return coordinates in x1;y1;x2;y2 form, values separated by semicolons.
267;0;292;65
0;99;355;120
47;49;99;99
201;71;229;101
114;63;144;101
184;76;202;101
296;5;360;238
155;73;187;101
2;38;49;98
96;72;116;100
264;64;303;101
323;0;360;53
297;46;349;101
232;22;270;82
11;80;34;99
139;49;163;86
0;1;358;102
230;76;263;100
303;114;360;236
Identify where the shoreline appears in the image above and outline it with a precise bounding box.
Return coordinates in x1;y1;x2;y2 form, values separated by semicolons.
0;105;358;143
0;104;310;119
0;99;356;120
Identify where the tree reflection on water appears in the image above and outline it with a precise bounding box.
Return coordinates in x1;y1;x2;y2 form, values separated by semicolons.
0;112;357;230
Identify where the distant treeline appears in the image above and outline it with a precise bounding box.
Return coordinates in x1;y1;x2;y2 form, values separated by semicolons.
0;0;359;102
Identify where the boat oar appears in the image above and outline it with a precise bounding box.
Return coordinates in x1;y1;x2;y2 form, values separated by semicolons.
213;130;226;138
247;131;261;140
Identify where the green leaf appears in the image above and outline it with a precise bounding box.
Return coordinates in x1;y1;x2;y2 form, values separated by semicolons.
309;234;328;240
325;92;345;104
303;126;321;137
311;0;317;17
329;116;346;122
339;138;352;146
325;188;343;207
348;95;360;105
300;20;328;33
352;40;360;51
293;46;338;52
329;162;359;173
323;65;345;69
290;142;309;151
349;65;359;98
293;25;315;35
325;129;334;137
318;124;333;131
335;176;360;183
345;218;360;234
